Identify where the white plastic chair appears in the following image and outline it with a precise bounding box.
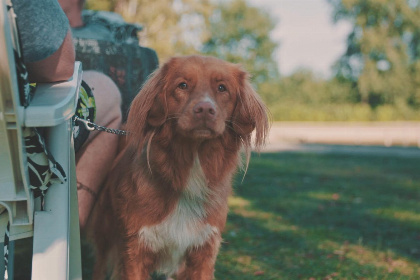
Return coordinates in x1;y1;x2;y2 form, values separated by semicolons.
0;0;82;279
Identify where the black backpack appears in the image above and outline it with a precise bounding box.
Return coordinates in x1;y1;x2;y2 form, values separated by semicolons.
73;10;159;121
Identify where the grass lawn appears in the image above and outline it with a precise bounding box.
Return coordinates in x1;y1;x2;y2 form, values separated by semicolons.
215;150;420;280
13;148;420;279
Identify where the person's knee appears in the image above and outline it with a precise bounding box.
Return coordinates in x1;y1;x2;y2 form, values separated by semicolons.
82;70;122;126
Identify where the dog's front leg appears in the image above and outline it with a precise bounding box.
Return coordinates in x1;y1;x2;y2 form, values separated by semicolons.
177;235;222;280
119;241;157;279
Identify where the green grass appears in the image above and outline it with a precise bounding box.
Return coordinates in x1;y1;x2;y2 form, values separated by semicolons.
13;149;420;279
215;151;420;279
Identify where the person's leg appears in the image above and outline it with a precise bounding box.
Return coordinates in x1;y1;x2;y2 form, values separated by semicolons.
75;70;122;230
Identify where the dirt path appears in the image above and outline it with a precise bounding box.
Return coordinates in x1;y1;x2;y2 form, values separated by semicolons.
262;122;420;157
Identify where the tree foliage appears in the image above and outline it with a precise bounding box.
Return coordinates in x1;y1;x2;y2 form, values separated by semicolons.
86;0;279;91
86;0;213;62
84;0;420;121
261;68;420;121
328;0;420;108
201;0;279;84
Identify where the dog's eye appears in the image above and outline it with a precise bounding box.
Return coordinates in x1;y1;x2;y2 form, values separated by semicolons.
178;82;188;90
218;84;227;92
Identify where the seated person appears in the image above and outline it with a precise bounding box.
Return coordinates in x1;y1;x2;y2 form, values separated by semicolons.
59;0;142;43
59;0;159;121
12;0;122;230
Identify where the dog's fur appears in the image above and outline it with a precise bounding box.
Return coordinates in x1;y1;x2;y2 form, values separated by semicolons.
88;55;269;279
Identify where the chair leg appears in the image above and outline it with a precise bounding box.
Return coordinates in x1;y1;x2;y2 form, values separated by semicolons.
31;121;82;280
68;141;82;280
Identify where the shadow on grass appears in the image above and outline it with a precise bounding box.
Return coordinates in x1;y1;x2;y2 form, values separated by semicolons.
215;151;420;279
216;212;392;280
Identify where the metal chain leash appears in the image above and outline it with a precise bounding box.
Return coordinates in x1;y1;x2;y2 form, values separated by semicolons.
73;116;129;136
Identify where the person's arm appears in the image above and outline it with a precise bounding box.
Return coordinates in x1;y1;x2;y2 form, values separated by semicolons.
25;30;75;83
12;0;75;83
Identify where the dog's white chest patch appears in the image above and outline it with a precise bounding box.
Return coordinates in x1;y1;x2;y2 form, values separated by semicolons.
138;156;219;275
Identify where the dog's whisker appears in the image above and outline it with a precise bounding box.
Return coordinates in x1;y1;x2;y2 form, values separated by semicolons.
163;114;181;124
226;119;241;128
146;130;156;174
224;121;237;131
226;120;251;139
225;120;252;178
165;116;180;121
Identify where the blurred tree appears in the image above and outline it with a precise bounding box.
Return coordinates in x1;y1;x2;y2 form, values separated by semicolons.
328;0;420;108
86;0;213;62
261;69;354;105
87;0;279;93
201;0;279;84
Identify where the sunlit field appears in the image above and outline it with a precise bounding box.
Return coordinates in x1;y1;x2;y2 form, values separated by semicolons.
215;151;420;280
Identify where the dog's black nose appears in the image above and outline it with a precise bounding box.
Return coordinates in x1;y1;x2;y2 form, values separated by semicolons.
193;101;216;119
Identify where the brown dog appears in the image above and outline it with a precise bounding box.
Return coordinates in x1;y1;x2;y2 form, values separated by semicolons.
88;55;269;279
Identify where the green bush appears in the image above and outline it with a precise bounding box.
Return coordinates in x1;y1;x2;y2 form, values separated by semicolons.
258;70;420;122
268;102;420;122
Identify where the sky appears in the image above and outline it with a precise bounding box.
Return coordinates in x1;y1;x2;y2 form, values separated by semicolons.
247;0;352;77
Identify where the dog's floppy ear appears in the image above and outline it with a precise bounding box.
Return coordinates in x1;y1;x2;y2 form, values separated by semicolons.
126;62;170;140
147;82;168;127
232;70;270;151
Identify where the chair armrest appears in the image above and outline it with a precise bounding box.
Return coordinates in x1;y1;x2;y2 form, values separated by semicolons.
24;62;82;127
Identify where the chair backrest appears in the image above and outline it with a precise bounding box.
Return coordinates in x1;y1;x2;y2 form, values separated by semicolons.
0;0;33;233
0;0;81;241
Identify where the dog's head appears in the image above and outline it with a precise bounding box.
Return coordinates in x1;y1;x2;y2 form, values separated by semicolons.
126;55;269;151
